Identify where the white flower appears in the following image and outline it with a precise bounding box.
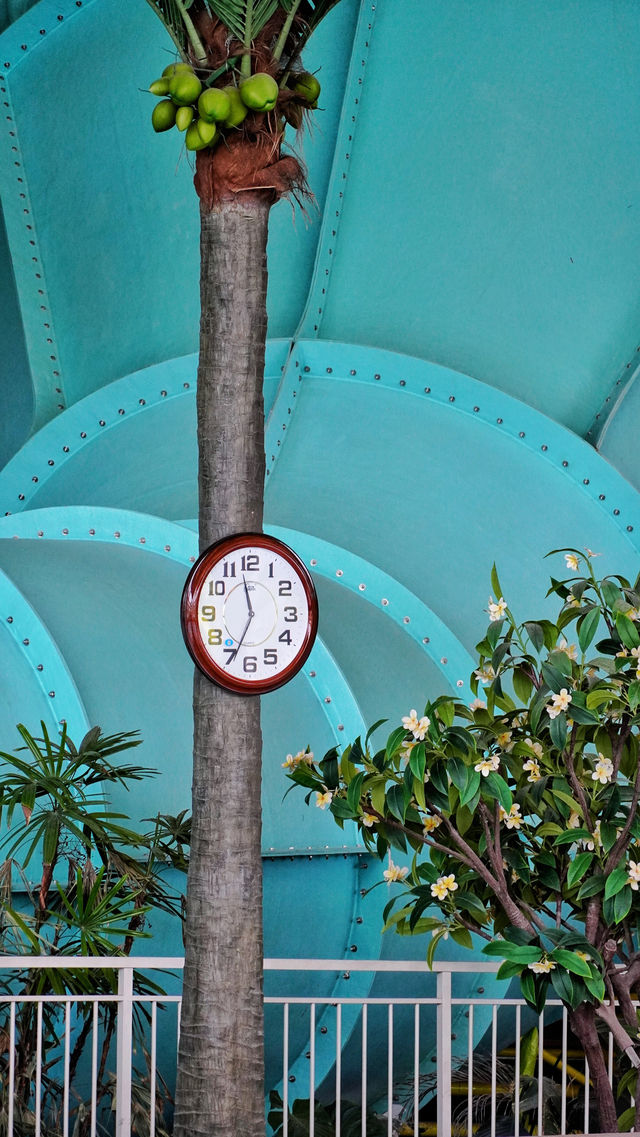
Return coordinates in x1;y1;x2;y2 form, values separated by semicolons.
430;874;458;900
627;861;640;891
383;860;409;884
564;554;580;572
282;748;314;770
557;638;578;661
580;820;601;851
546;688;572;719
401;709;430;740
522;758;541;783
497;730;514;752
361;812;377;828
400;738;417;762
423;815;441;834
488;596;508;622
567;810;581;829
585;548;600;558
469;698;487;711
475;755;500;777
591;755;614;785
315;790;333;809
524;738;544;760
528;957;556;974
499;803;523;830
474;664;496;686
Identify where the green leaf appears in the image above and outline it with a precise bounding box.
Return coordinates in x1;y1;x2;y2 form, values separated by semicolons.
583;971;605;1003
550;966;574;1006
496;959;523;980
541;661;567;693
438;700;455;728
548;712;567;751
459;768;481;808
386;727;407;762
490;563;503;604
577;607;601;652
577;873;605;900
320;749;339;789
614;885;633;923
386;784;406;823
567;851;593;888
615;612;640;649
629;681;640;712
483;942;541;964
550;949;591;978
346;772;364;814
483;772;512;812
604;865;630;899
512;668;533;704
554;829;590;846
524;622;544;653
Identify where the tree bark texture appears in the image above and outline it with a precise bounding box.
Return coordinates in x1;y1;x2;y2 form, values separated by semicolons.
570;1005;619;1135
173;193;271;1137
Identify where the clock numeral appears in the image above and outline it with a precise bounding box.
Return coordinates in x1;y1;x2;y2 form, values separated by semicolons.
278;581;292;597
279;629;292;645
284;606;298;623
241;554;260;572
268;562;275;578
243;655;258;674
223;648;236;664
264;649;278;665
209;580;225;596
200;605;216;621
222;561;236;579
208;629;222;646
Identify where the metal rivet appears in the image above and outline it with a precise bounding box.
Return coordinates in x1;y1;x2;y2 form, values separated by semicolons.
519;431;525;438
49;691;55;698
63;446;69;453
403;616;410;624
627;526;634;532
289;1076;296;1083
599;494;605;501
400;379;406;387
80;432;87;439
324;696;331;704
140;537;146;544
541;444;548;452
381;598;389;606
160;390;167;397
304;366;310;373
99;420;106;427
118;408;125;416
358;583;366;591
6;617;12;624
614;509;620;516
310;559;317;566
114;531;121;538
320;1026;328;1034
37;531;43;537
356;917;363;925
477;987;485;994
448;395;455;402
37;664;43;671
342;972;350;980
62;528;68;535
562;460;569;468
338;724;344;731
441;657;448;664
497;418;503;424
309;670;316;677
350;369;356;375
18;494;24;501
89;529;95;535
48;459;54;466
165;545;171;552
425;387;431;394
423;637;430;644
139;399;146;406
22;638;29;645
336;569;343;577
350;945;358;953
583;478;590;485
183;382;190;389
326;367;332;374
32;476;38;483
374;373;381;380
457;680;464;687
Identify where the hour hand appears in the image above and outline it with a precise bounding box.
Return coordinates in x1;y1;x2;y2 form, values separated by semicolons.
243;574;253;617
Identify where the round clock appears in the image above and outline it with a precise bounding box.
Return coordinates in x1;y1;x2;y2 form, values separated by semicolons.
180;532;319;694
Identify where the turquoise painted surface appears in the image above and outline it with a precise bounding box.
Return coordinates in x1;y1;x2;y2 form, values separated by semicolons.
0;0;37;34
314;0;640;436
0;204;31;465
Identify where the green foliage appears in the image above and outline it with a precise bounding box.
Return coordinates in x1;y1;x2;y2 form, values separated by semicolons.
267;1090;386;1137
286;551;640;1065
0;722;191;1136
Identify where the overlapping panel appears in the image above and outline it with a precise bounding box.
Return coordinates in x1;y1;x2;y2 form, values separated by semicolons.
307;0;640;436
266;341;640;659
0;0;359;432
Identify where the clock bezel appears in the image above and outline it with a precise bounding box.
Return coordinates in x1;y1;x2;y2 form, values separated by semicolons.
180;532;319;695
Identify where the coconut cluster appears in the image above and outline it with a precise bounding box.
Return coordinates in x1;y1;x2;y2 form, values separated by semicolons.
149;62;321;152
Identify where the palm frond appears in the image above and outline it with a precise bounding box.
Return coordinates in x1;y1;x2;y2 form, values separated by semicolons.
143;0;208;64
205;0;280;45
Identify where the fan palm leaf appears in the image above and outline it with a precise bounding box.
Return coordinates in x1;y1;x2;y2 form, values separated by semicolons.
143;0;208;63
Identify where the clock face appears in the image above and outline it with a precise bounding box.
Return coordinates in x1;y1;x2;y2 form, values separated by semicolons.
180;533;319;694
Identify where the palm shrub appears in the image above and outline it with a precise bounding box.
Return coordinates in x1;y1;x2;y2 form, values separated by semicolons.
0;722;190;1136
286;550;640;1134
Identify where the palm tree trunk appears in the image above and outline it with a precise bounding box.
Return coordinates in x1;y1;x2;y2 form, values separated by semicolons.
173;192;270;1137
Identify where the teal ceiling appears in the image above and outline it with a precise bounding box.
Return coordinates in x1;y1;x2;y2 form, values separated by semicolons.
0;0;639;1080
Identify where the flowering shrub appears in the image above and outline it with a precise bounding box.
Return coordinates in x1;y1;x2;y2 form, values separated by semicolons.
286;550;640;1133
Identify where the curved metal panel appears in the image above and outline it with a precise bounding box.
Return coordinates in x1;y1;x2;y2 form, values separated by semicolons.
303;0;640;435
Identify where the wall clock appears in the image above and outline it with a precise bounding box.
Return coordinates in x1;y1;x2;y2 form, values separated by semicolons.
180;532;319;694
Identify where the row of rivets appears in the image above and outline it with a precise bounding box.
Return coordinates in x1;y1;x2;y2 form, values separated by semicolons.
4;382;193;512
300;363;634;533
6;526;195;563
307;4;377;336
586;347;640;443
1;73;66;415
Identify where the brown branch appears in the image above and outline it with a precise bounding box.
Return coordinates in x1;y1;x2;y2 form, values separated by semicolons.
564;722;591;826
605;735;640;875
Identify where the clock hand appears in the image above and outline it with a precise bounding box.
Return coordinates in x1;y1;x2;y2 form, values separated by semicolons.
242;574;253;617
229;607;254;662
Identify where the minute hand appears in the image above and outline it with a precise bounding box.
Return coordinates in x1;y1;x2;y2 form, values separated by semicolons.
229;610;253;663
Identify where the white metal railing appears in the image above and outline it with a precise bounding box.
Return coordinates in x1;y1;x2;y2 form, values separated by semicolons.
0;955;619;1136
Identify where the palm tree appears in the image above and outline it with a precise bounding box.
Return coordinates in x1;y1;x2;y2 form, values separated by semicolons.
141;4;342;1135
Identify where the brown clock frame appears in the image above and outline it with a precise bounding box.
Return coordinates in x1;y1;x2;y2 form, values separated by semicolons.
180;532;319;695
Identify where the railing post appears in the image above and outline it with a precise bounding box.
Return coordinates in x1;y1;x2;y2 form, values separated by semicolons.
115;965;134;1137
436;969;452;1137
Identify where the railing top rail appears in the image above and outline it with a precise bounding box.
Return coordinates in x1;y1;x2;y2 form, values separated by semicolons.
0;955;502;973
